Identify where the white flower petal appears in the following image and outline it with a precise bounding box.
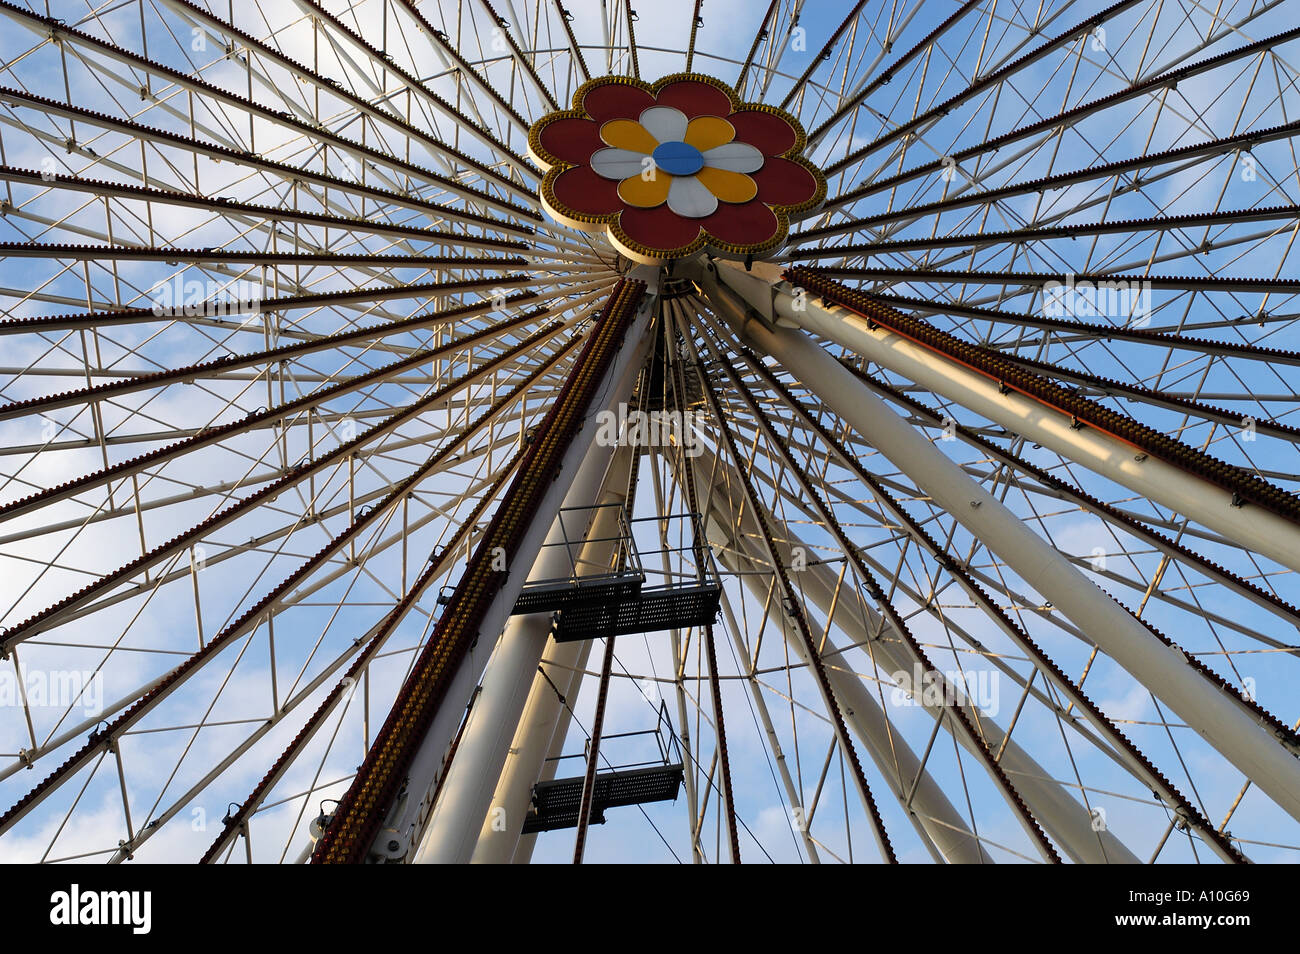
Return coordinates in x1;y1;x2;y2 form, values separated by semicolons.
590;147;651;181
666;175;718;218
703;141;764;174
637;106;689;145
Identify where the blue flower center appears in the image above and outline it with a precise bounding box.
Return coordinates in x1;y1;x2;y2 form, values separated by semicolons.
651;140;704;176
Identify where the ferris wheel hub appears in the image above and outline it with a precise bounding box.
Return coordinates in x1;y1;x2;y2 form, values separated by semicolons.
528;73;826;266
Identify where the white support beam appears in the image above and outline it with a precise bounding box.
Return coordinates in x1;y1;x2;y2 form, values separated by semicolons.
471;633;597;863
710;261;1300;576
411;278;658;864
509;644;599;864
416;447;634;864
697;263;1300;824
448;444;633;864
687;446;1136;863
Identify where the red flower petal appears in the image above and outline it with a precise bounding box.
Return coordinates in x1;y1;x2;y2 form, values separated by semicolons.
700;200;780;247
619;205;703;252
655;80;733;119
583;84;656;122
538;117;603;164
727;110;798;156
752;157;819;207
551;165;622;217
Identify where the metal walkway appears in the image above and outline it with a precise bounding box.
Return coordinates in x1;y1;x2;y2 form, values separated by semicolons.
522;765;685;833
510;505;721;640
522;707;685;834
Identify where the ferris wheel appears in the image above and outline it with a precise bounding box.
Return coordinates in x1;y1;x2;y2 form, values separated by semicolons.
0;0;1298;865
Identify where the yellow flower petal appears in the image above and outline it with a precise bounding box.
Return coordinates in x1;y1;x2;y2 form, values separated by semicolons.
600;119;658;154
684;116;735;152
618;172;672;208
695;166;757;204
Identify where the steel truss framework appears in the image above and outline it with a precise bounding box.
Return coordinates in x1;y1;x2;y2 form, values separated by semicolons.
0;0;1297;864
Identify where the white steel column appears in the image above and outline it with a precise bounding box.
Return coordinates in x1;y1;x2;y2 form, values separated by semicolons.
465;450;634;864
687;449;1136;863
699;264;1300;823
727;526;1136;863
495;639;596;864
413;282;657;864
710;262;1300;575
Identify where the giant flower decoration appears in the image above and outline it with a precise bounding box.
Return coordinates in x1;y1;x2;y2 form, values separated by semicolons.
528;73;826;264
